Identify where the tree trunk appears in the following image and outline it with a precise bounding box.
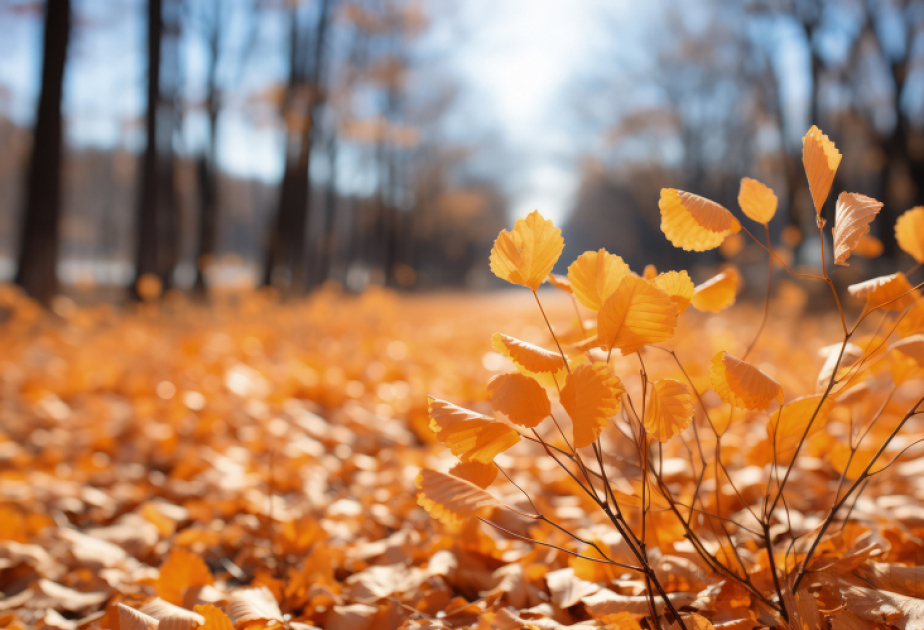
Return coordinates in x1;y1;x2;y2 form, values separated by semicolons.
15;0;71;306
134;0;163;298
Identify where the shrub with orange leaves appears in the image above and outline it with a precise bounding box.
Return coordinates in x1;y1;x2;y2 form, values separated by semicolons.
417;125;924;630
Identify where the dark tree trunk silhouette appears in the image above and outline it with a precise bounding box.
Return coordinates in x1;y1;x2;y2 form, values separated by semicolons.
15;0;71;306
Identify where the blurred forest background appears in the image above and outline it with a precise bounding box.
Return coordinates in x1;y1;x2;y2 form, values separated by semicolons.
2;0;924;305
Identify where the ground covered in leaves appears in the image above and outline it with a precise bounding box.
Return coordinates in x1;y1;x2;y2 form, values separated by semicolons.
2;283;924;630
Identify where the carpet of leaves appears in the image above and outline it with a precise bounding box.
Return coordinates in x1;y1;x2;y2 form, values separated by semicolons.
2;282;924;630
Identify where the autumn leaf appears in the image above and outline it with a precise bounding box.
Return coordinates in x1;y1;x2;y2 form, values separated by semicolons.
448;460;497;489
492;332;566;375
156;547;213;606
651;270;694;315
644;379;694;442
659;188;741;251
597;274;679;355
710;351;783;411
848;272;919;311
567;248;632;311
490;210;564;290
738;177;777;224
690;268;740;313
833;192;883;266
767;395;837;463
803;125;842;215
416;468;502;526
895;206;924;263
428;397;520;463
486;372;550;427
560;362;625;448
193;604;235;630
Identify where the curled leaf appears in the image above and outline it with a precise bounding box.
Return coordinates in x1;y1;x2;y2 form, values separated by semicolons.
644;379;694;442
597;275;679;355
738;177;777;224
848;272;919;312
803;125;842;215
226;587;283;626
416;468;502;526
492;332;566;375
117;605;159;630
710;351;783;411
486;372;550;427
690;268;740;313
833;192;882;266
567;249;632;311
428;397;520;463
659;189;741;251
560;362;625;448
490;210;564;290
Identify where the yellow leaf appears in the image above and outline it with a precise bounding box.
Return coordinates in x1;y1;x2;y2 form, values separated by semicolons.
738;177;777;224
833;192;883;266
490;210;564;290
652;270;694;315
644;379;694;442
895;206;924;263
597;275;679;356
802;125;842;215
560;362;625;448
710;351;783;411
659;188;741;251
767;395;836;463
486;372;550;427
492;332;566;375
416;468;501;526
690;268;740;313
448;461;497;489
567;249;632;311
848;272;919;312
428;397;520;463
829;443;887;481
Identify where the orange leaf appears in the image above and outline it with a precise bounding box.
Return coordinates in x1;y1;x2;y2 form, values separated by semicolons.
156;547;213;606
492;332;566;375
833;192;883;266
567;249;632;311
651;270;694;315
448;461;497;489
547;273;572;293
416;468;502;526
428;397;520;463
597;275;679;355
659;188;741;251
767;395;836;463
560;362;625;448
895;206;924;263
486;372;550;427
690;268;740;313
802;125;842;215
194;604;235;630
644;379;694;442
854;234;883;259
848;272;919;311
738;177;777;224
889;334;924;367
710;351;783;411
489;210;564;290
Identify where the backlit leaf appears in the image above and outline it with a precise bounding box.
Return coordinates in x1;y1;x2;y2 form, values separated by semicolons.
833;192;883;266
486;372;550;427
597;275;679;355
895;206;924;263
644;379;694;443
803;125;842;215
560;362;625;448
416;468;501;526
767;395;837;463
489;210;564;290
710;351;783;411
652;270;694;315
428;397;520;463
690;268;740;313
567;249;632;311
738;177;777;224
659;188;741;251
492;332;566;375
848;272;919;311
448;460;497;489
